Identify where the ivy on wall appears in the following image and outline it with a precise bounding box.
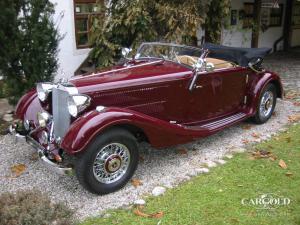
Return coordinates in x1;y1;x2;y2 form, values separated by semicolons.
89;0;211;68
204;0;231;44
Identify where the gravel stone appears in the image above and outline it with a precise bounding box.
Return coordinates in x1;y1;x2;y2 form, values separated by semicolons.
205;160;217;168
225;154;233;159
103;213;111;218
195;168;210;173
152;186;166;196
3;114;13;122
231;147;246;153
134;199;146;205
216;159;226;165
0;99;299;220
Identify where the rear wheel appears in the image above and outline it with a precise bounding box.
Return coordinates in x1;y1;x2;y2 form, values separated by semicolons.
252;83;277;124
75;128;139;195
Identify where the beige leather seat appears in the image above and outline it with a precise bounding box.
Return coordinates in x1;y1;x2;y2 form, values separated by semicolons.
176;55;234;69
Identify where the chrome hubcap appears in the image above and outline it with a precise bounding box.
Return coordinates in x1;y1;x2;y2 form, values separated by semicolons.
259;91;274;118
93;143;130;184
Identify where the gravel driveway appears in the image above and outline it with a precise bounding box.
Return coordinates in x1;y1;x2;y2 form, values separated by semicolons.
0;99;299;219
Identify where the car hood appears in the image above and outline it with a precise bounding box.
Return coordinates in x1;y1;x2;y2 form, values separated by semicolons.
69;59;191;94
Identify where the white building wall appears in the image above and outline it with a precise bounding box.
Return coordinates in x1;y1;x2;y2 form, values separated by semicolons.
51;0;90;80
222;0;285;50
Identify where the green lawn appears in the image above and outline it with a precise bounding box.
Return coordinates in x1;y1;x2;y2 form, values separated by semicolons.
81;124;300;225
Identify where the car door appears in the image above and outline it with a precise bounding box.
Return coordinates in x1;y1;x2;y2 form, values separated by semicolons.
185;67;248;124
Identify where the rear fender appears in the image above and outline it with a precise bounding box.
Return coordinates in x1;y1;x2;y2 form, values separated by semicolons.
61;107;205;154
247;71;283;115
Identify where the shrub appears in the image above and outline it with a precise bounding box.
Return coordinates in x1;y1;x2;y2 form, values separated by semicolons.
0;0;60;105
0;190;75;225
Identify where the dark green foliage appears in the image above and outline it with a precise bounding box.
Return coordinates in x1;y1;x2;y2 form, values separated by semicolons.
0;190;74;225
0;0;59;104
204;0;231;44
89;0;210;68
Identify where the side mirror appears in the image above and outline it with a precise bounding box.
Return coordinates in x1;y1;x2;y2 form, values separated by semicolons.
205;62;215;72
121;47;132;58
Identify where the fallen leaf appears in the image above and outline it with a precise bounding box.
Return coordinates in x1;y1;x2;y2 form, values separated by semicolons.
285;172;293;177
270;155;277;161
152;211;164;219
242;124;252;130
251;150;277;160
293;102;300;107
131;178;143;187
242;139;250;144
177;147;188;155
285;137;291;143
30;153;39;161
285;91;299;100
133;206;164;219
288;114;300;123
139;155;145;162
251;133;260;139
10;164;26;177
279;159;287;169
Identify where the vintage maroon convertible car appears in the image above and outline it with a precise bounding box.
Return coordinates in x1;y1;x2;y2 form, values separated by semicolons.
10;42;283;194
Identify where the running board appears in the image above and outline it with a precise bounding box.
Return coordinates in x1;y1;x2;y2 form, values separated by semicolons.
184;112;248;131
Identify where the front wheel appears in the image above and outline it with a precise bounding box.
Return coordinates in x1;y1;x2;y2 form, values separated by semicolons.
252;83;277;124
75;128;139;195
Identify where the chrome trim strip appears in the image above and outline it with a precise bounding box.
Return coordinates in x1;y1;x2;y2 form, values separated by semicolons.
201;113;246;129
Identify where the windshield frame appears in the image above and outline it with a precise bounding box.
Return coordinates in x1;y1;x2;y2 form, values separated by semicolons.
135;42;203;68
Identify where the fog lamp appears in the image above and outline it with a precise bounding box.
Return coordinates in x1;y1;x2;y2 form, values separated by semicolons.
37;112;50;128
24;120;31;131
40;130;48;145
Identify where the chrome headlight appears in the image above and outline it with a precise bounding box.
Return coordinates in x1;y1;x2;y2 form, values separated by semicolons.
67;94;91;117
37;111;51;127
36;82;55;102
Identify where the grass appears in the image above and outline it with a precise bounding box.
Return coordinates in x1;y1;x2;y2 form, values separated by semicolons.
82;124;300;225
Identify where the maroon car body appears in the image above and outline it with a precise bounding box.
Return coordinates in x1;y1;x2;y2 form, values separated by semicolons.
11;42;283;194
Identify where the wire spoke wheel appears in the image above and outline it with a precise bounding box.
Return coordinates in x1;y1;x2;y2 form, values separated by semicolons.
259;90;274;118
93;143;131;184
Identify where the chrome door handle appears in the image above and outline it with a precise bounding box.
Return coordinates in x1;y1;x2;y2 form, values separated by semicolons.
194;85;203;89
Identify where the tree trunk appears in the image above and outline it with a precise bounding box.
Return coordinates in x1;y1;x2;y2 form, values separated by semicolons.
251;0;262;48
283;0;293;51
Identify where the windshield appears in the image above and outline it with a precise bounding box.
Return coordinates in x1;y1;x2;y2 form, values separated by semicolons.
135;42;203;67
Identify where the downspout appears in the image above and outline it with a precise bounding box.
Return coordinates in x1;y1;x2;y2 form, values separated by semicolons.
273;36;284;52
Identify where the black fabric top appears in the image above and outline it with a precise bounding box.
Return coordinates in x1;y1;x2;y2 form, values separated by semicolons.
202;43;272;67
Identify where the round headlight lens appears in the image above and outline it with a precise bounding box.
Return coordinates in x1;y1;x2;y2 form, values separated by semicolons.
36;83;54;102
67;94;91;117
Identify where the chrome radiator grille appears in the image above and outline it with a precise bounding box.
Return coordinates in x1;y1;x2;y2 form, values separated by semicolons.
52;87;70;138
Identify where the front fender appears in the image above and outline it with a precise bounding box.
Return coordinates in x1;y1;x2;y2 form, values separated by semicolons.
60;107;206;154
15;89;37;120
247;71;283;115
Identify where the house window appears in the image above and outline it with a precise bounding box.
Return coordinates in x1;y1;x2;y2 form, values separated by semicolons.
74;0;102;49
292;1;300;28
242;3;283;29
243;3;254;29
269;4;283;27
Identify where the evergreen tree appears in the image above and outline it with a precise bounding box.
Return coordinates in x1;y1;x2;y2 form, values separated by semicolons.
0;0;59;104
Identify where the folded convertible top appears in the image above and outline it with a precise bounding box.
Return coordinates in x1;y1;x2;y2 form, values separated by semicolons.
202;43;272;67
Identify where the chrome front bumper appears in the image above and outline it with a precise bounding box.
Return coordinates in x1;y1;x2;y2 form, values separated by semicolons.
9;125;73;176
